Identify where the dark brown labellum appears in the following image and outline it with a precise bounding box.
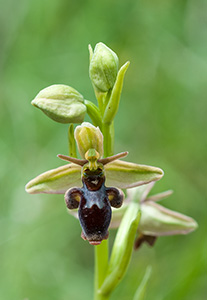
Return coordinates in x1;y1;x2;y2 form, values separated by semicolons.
78;181;111;244
64;167;124;245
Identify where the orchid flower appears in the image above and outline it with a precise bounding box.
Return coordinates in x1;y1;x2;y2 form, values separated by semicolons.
109;182;198;249
25;123;164;245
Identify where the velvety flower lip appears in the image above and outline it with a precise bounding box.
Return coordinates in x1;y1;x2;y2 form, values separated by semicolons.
25;123;164;247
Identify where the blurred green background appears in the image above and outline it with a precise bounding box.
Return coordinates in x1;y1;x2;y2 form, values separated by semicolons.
0;0;206;299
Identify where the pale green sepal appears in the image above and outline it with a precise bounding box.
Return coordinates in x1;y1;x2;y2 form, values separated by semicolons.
74;122;103;159
84;100;102;128
25;164;82;194
133;266;152;300
31;84;86;124
89;42;119;93
127;182;155;204
105;160;164;189
139;201;198;236
103;61;130;124
100;203;141;296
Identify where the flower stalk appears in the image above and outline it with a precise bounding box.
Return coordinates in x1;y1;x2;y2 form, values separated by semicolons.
68;124;77;158
94;109;113;300
94;241;109;300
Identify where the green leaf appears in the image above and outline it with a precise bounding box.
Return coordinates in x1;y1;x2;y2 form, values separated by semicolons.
25;164;82;194
32;84;86;124
103;61;130;124
105;160;164;189
100;203;141;296
133;266;152;300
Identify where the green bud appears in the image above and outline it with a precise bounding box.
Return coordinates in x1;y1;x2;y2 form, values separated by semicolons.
74;122;103;159
31;84;86;124
89;42;119;92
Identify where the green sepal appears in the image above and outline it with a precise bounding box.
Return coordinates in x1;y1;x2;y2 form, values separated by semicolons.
139;201;198;236
110;184;198;236
100;203;141;296
25;163;82;194
31;84;86;124
105;160;164;189
25;159;163;195
103;61;130;124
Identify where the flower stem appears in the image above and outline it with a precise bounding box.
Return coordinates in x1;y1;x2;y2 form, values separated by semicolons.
94;113;114;299
103;122;114;157
68;124;77;158
94;241;109;300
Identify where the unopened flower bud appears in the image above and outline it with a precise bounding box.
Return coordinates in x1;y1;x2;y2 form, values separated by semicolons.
31;84;86;124
74;122;103;159
89;42;119;92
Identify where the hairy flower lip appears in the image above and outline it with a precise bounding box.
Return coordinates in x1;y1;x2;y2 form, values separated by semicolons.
89;241;102;246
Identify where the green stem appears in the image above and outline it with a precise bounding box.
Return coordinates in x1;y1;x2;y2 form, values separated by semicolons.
94;84;115;300
94;110;114;300
68;124;77;158
85;100;102;129
94;90;106;116
94;240;109;300
94;122;112;299
103;122;114;157
102;89;112;113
